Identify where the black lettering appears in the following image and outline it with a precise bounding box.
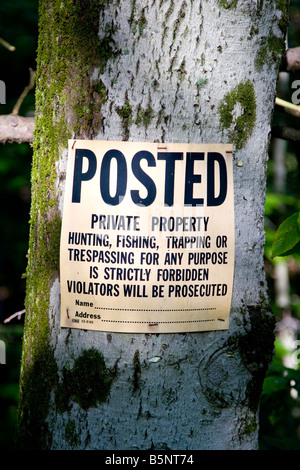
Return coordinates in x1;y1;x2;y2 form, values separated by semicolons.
184;152;204;206
207;152;227;206
157;152;183;206
72;149;97;203
100;149;127;205
131;151;156;206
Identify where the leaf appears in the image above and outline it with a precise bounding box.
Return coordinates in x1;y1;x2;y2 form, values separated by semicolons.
272;212;300;258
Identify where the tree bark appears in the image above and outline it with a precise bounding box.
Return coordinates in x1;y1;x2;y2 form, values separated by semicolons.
17;0;288;450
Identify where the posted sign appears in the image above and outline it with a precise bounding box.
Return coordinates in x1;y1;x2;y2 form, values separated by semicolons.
60;140;234;333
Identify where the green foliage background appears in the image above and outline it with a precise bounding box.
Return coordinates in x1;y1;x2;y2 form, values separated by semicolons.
1;0;300;451
259;1;300;449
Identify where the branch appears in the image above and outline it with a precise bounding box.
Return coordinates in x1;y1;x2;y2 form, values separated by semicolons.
275;97;300;118
0;68;36;143
11;68;36;116
272;126;300;142
0;114;34;143
3;309;25;323
0;36;15;52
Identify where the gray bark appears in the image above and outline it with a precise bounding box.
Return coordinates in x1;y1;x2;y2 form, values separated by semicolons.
17;0;287;450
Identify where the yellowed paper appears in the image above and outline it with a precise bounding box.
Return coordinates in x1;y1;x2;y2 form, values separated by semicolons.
60;140;234;333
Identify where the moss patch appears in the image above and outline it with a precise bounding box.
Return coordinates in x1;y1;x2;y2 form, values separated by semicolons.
218;0;238;9
16;346;58;449
218;80;256;150
65;419;80;447
238;413;258;441
276;0;290;33
226;306;275;415
116;92;134;140
239;307;275;413
255;35;286;71
56;348;116;412
135;102;155;128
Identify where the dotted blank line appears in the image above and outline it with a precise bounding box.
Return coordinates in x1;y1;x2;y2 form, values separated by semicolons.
101;319;216;324
95;307;216;312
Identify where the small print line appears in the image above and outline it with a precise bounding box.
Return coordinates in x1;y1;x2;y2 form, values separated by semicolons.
101;319;216;324
95;307;216;312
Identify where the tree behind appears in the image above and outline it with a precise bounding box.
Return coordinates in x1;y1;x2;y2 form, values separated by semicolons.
17;0;288;450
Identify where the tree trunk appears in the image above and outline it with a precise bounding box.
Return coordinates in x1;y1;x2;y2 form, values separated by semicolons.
17;0;288;450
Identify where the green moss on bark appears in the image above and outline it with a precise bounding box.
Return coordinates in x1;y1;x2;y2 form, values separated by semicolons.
135;102;155;128
116;92;134;140
16;347;58;449
56;349;116;412
17;0;112;449
225;305;275;417
239;307;275;413
276;0;290;32
219;80;256;150
65;419;80;447
255;35;286;71
218;0;238;10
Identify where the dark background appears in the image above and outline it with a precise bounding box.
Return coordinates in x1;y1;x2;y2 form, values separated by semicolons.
1;0;300;450
0;0;38;449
